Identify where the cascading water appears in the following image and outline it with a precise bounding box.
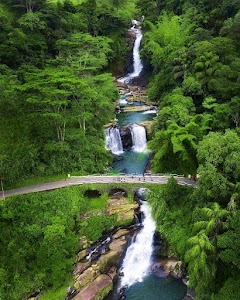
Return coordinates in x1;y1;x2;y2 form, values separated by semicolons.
130;124;147;152
118;28;143;84
119;202;156;289
105;127;123;155
104;18;187;300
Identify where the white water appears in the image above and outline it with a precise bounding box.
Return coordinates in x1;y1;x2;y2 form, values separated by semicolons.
118;28;143;84
86;237;111;260
142;109;157;114
130;124;147;152
119;202;156;289
119;99;128;106
105;127;123;155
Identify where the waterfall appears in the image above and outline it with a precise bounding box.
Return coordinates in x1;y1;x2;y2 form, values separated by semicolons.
130;124;147;152
130;29;143;78
119;202;156;289
105;127;123;155
118;28;143;84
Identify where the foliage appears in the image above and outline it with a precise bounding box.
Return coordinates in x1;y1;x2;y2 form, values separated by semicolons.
139;1;240;299
0;0;138;188
80;214;116;241
0;184;125;299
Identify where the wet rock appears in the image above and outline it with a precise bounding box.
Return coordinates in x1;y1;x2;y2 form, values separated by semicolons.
113;154;124;162
112;229;129;240
151;262;169;278
119;286;127;300
97;248;125;273
183;296;193;300
132;20;141;28
107;266;118;281
185;288;196;299
116;81;127;88
120;126;132;149
135;187;150;201
170;261;183;279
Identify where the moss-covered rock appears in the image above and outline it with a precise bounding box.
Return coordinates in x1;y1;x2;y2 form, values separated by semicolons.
72;274;113;300
74;267;96;289
97;250;122;273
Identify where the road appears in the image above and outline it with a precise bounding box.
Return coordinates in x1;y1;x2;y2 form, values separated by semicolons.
0;175;196;199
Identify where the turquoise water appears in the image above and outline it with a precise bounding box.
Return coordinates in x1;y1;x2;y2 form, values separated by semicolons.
125;275;187;300
107;106;187;300
117;111;156;127
110;109;156;175
112;151;149;175
105;274;187;300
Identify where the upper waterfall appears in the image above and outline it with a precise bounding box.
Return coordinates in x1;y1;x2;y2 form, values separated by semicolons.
118;27;143;84
105;127;123;155
119;202;156;289
130;124;147;152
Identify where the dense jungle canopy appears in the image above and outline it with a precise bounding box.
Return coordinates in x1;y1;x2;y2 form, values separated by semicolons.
0;0;240;300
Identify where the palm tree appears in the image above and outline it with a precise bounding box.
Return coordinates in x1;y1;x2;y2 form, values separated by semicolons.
193;203;229;238
185;231;215;290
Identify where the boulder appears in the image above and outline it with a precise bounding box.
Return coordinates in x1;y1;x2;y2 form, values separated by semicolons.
108;238;127;252
74;261;91;277
169;261;183;279
132;20;141;27
74;267;96;289
186;288;196;299
97;248;124;273
151;258;183;279
72;274;113;300
119;126;132;148
112;229;129;239
116;81;127;88
135;188;150;201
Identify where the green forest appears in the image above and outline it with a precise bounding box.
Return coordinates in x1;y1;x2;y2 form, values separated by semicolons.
0;0;240;299
143;1;240;299
0;0;137;187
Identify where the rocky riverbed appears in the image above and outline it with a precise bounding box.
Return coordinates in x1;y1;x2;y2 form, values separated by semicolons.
68;193;140;300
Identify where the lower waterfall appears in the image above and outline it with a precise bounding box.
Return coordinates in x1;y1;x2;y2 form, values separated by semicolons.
130;124;147;152
105;127;123;155
119;202;156;289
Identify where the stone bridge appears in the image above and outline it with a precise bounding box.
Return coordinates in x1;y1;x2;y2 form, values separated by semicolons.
0;174;196;199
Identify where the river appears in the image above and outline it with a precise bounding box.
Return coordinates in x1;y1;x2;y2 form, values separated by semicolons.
104;23;187;300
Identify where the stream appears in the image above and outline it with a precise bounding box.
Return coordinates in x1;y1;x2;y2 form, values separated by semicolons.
104;23;187;300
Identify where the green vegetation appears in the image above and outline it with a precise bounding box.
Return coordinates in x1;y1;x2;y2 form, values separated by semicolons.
0;0;138;189
1;0;240;300
141;0;240;176
150;175;240;300
0;183;134;299
140;1;240;299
